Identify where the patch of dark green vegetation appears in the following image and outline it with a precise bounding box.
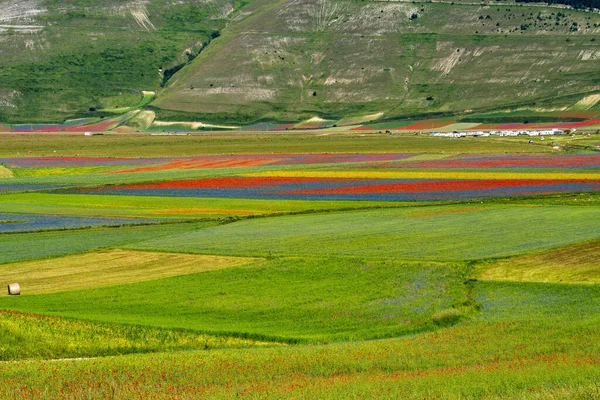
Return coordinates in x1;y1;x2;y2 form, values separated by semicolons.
459;115;588;124
160;31;221;88
516;0;599;11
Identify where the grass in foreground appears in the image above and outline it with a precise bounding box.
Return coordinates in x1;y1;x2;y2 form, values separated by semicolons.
0;310;280;362
0;250;259;296
0;280;598;398
477;239;600;284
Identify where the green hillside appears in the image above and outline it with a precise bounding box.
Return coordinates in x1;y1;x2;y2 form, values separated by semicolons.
0;0;239;123
1;0;600;124
156;0;600;123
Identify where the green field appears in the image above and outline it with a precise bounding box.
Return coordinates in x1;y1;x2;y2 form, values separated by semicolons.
130;205;600;260
0;258;472;343
0;309;279;361
0;280;598;398
0;222;216;264
0;134;598;397
0;132;554;158
0;193;413;219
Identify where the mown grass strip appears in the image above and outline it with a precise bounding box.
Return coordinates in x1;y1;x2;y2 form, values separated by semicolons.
476;239;600;284
0;250;260;295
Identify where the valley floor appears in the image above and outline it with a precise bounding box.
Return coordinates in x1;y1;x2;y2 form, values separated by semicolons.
0;133;598;398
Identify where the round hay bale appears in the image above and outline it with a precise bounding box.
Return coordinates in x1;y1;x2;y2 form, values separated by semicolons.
8;283;20;296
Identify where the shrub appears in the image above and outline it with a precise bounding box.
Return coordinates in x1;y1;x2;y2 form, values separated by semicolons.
431;308;464;326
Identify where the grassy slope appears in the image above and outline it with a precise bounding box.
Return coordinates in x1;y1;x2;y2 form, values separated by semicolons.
0;0;234;123
2;0;599;124
477;239;600;283
0;280;598;398
0;257;470;343
129;205;600;260
157;0;600;123
0;250;258;295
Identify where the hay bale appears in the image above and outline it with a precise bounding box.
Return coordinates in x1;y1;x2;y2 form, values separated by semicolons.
7;283;20;295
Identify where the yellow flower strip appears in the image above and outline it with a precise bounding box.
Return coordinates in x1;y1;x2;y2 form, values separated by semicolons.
14;166;116;177
245;170;600;180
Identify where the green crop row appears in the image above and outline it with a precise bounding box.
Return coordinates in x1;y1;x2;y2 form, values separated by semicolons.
129;205;600;261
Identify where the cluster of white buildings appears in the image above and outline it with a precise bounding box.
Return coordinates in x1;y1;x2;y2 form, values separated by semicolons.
431;128;566;138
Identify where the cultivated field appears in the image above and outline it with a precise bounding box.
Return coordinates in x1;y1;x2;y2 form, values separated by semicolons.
0;133;598;398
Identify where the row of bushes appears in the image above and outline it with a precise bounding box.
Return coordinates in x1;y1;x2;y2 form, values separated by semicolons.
516;0;600;10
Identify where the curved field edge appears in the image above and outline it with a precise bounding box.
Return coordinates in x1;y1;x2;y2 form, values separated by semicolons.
0;258;475;343
0;310;282;362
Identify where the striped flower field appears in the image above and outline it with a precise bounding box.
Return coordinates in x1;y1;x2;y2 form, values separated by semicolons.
0;212;163;233
52;153;600;201
71;176;600;201
1;141;600;398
